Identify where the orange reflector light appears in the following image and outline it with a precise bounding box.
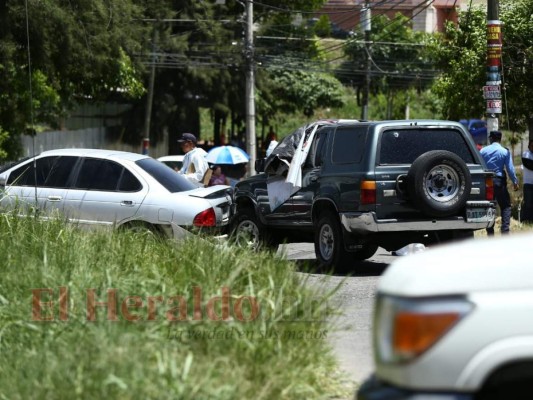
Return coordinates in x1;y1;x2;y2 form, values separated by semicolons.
485;176;494;201
393;312;461;358
361;180;376;205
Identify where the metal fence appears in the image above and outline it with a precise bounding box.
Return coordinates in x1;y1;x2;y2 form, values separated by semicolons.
19;127;169;159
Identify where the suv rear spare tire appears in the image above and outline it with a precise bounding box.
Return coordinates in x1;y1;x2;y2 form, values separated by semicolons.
407;150;471;218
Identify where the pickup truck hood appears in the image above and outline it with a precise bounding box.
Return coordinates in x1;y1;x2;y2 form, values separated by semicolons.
378;232;533;297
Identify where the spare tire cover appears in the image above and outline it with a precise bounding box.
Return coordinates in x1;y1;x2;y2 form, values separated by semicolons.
407;150;472;218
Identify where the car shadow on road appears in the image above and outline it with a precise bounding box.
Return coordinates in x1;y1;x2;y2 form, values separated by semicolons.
292;259;390;277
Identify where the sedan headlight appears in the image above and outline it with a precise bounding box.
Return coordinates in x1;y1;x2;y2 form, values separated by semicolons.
374;294;473;364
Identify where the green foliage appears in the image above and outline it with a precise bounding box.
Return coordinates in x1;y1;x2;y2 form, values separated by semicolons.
499;0;533;132
0;216;344;399
314;16;332;38
429;0;533;131
427;7;487;120
0;0;147;158
268;68;345;117
339;13;436;95
0;128;9;159
338;13;437;122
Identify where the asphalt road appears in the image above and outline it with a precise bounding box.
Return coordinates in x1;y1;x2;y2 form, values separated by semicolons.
277;243;396;395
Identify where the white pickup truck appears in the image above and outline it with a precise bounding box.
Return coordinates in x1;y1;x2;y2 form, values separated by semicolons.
357;233;533;400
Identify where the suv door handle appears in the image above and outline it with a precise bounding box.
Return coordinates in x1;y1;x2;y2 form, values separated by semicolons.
121;200;134;206
47;196;62;202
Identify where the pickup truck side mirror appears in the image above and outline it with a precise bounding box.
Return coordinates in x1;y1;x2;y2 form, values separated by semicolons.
255;158;265;173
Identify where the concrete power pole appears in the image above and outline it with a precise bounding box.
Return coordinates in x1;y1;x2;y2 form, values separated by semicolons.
361;3;371;121
485;0;502;137
143;26;158;155
245;0;257;176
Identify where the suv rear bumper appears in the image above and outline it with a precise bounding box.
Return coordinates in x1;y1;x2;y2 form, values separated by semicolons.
341;205;495;234
357;375;474;400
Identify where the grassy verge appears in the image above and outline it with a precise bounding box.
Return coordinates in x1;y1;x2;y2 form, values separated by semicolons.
0;216;343;399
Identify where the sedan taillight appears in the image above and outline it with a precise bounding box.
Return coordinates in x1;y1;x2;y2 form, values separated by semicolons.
193;208;216;227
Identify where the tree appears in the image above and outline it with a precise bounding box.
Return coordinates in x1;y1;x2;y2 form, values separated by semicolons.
0;0;147;160
265;67;345;117
429;0;533;134
339;13;437;119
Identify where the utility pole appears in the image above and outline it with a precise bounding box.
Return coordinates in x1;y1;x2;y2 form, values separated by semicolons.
361;2;371;121
484;0;502;138
143;26;158;155
245;0;257;176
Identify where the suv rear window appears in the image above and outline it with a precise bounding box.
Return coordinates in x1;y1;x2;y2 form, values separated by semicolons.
379;129;475;164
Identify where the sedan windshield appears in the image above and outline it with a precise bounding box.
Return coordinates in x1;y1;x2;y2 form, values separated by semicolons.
136;158;197;193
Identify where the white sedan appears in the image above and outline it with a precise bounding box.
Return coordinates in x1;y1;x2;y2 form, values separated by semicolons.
0;149;232;238
157;155;184;171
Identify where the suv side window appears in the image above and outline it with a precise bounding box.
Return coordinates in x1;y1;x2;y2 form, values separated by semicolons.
75;158;124;191
305;128;330;168
332;126;367;164
379;129;475;164
314;128;331;167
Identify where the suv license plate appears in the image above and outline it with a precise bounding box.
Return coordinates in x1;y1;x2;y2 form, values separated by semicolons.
466;207;494;222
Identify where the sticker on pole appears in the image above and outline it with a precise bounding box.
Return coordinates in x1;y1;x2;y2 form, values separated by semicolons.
487;100;502;114
483;85;501;99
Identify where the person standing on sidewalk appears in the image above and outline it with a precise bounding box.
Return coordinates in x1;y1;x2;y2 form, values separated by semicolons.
521;139;533;223
177;133;209;187
480;131;520;235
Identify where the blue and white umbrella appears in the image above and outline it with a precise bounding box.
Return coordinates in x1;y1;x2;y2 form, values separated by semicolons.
205;145;250;165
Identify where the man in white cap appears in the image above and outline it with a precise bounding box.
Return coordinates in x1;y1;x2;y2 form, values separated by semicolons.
177;133;209;187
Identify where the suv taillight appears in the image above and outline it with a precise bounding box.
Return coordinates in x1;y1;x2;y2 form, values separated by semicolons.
361;180;376;205
193;208;216;227
485;176;494;200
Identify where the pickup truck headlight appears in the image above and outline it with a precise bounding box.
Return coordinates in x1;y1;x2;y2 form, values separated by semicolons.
374;294;473;364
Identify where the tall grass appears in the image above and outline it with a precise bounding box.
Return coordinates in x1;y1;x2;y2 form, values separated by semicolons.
0;216;342;399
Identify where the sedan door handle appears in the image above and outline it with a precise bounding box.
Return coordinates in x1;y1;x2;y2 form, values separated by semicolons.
47;196;62;202
121;200;134;206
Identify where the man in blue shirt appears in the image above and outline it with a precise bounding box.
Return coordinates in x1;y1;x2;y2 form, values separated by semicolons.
480;131;520;234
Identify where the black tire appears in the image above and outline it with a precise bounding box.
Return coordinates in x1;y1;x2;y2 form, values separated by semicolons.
351;244;379;261
231;207;276;251
407;150;471;218
314;211;352;270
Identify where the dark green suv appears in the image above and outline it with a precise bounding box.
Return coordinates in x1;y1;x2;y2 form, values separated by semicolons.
232;120;496;268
